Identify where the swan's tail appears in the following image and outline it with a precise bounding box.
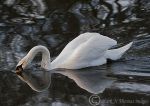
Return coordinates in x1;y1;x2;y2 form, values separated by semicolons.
105;42;133;60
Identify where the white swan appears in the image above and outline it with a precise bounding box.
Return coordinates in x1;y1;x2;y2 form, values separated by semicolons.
16;32;133;92
16;32;133;72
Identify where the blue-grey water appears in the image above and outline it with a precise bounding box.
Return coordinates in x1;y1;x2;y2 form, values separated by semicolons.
0;0;150;106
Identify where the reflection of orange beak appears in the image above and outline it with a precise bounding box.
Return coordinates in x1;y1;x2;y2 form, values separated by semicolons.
16;65;23;77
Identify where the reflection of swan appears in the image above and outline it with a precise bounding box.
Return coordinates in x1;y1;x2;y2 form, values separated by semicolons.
15;32;132;92
54;68;116;94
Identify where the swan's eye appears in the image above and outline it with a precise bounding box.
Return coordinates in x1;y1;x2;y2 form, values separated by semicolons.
16;64;23;77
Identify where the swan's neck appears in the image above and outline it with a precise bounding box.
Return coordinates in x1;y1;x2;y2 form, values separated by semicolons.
24;46;51;70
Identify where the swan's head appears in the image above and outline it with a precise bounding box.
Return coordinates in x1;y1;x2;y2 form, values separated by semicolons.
15;56;29;76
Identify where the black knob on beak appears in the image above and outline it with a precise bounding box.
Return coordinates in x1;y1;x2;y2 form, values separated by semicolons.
16;64;23;77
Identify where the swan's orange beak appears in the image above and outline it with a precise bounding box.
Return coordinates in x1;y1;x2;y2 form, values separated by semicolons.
16;64;23;77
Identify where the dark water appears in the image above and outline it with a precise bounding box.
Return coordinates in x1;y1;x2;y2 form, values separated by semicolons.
0;0;150;106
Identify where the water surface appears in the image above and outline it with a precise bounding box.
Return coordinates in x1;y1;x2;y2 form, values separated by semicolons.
0;0;150;106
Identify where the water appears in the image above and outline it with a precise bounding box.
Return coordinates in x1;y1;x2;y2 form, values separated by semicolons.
0;0;150;106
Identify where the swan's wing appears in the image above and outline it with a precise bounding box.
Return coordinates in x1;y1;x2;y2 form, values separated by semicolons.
61;33;117;69
51;33;97;67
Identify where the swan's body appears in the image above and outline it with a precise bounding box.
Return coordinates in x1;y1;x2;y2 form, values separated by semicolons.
16;32;133;70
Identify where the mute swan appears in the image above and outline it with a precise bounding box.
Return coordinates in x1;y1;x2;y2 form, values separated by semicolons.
15;32;132;92
16;32;133;73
